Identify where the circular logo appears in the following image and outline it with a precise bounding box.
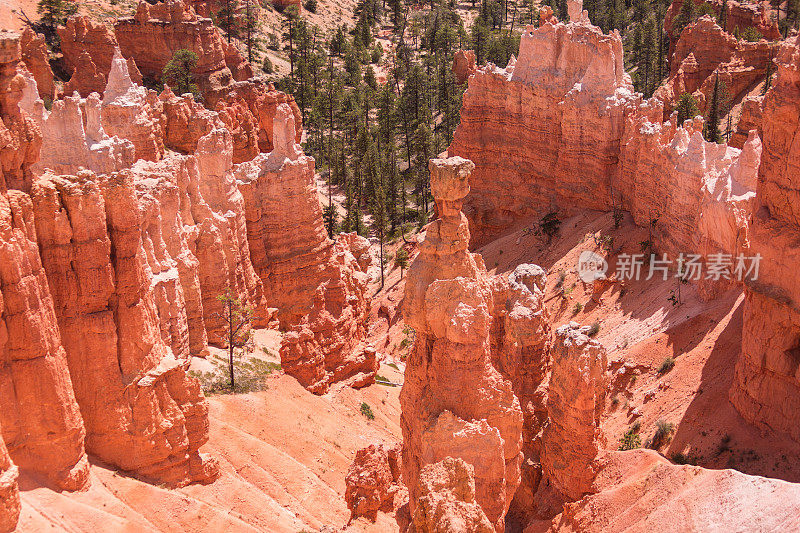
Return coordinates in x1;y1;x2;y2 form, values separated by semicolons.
577;250;608;283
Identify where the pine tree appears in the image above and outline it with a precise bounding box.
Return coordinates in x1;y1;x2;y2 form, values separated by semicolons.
719;0;728;31
162;49;200;99
676;92;699;126
216;0;241;43
703;75;721;143
762;49;774;95
36;0;78;46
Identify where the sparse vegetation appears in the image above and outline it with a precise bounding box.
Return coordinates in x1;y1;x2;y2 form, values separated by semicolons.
572;302;583;315
587;321;601;337
360;402;375;420
658;356;676;374
539;212;561;241
189;354;279;394
162;49;201;100
619;422;642;451
650;419;675;449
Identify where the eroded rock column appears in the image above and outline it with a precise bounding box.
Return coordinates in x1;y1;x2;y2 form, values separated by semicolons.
540;322;608;501
401;156;523;531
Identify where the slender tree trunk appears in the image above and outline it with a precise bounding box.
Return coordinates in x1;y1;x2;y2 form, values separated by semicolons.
228;298;235;391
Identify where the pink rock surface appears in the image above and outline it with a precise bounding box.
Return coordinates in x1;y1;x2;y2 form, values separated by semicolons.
655;16;776;119
730;34;800;443
0;425;19;533
19;29;53;101
401;156;525;530
236;105;373;393
540;323;608;501
407;457;494;533
452;49;476;84
345;443;403;521
115;0;251;102
0;31;41;193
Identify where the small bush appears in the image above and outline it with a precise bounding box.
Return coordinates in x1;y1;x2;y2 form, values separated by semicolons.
619;424;642;451
658;356;675;374
387;362;399;370
587;321;601;337
572;302;583;315
371;43;382;63
539;212;561;240
360;402;375;420
670;452;697;465
303;0;318;12
650;419;675;449
740;26;763;42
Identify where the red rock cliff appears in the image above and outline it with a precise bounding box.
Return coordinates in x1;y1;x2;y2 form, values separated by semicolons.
730;34;800;443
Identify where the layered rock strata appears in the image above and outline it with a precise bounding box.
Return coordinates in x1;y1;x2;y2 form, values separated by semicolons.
401;156;525;530
665;0;780;51
730;34;800;443
19;28;54;101
655;16;776;118
0;31;42;192
114;1;252;102
236;104;374;393
345;443;403;521
407;457;494;533
31;169;218;486
450;16;758;267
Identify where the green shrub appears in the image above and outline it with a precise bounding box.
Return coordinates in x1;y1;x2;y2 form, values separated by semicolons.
650;419;675;449
572;302;583;315
658;356;675;374
303;0;317;12
189;354;279;395
619;424;642;451
587;321;600;337
360;402;375;420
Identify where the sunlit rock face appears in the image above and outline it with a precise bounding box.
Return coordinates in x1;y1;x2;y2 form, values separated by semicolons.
401;156;527;531
730;34;800;444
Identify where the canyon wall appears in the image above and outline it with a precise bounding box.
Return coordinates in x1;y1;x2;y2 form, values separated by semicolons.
449;16;758;269
655;16;775;118
0;19;372;498
450;20;632;248
730;34;800;443
540;323;608;501
664;0;780;50
114;0;251;103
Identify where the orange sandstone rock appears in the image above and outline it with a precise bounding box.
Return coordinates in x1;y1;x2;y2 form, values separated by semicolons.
115;0;251;103
407;457;494;533
401;156;524;530
19;28;53;101
101;49;165;162
654;16;776;119
540;322;608;501
0;186;90;491
730;34;800;443
0;427;19;533
345;443;403;521
236;105;373;393
453;49;476;84
0;31;42;192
